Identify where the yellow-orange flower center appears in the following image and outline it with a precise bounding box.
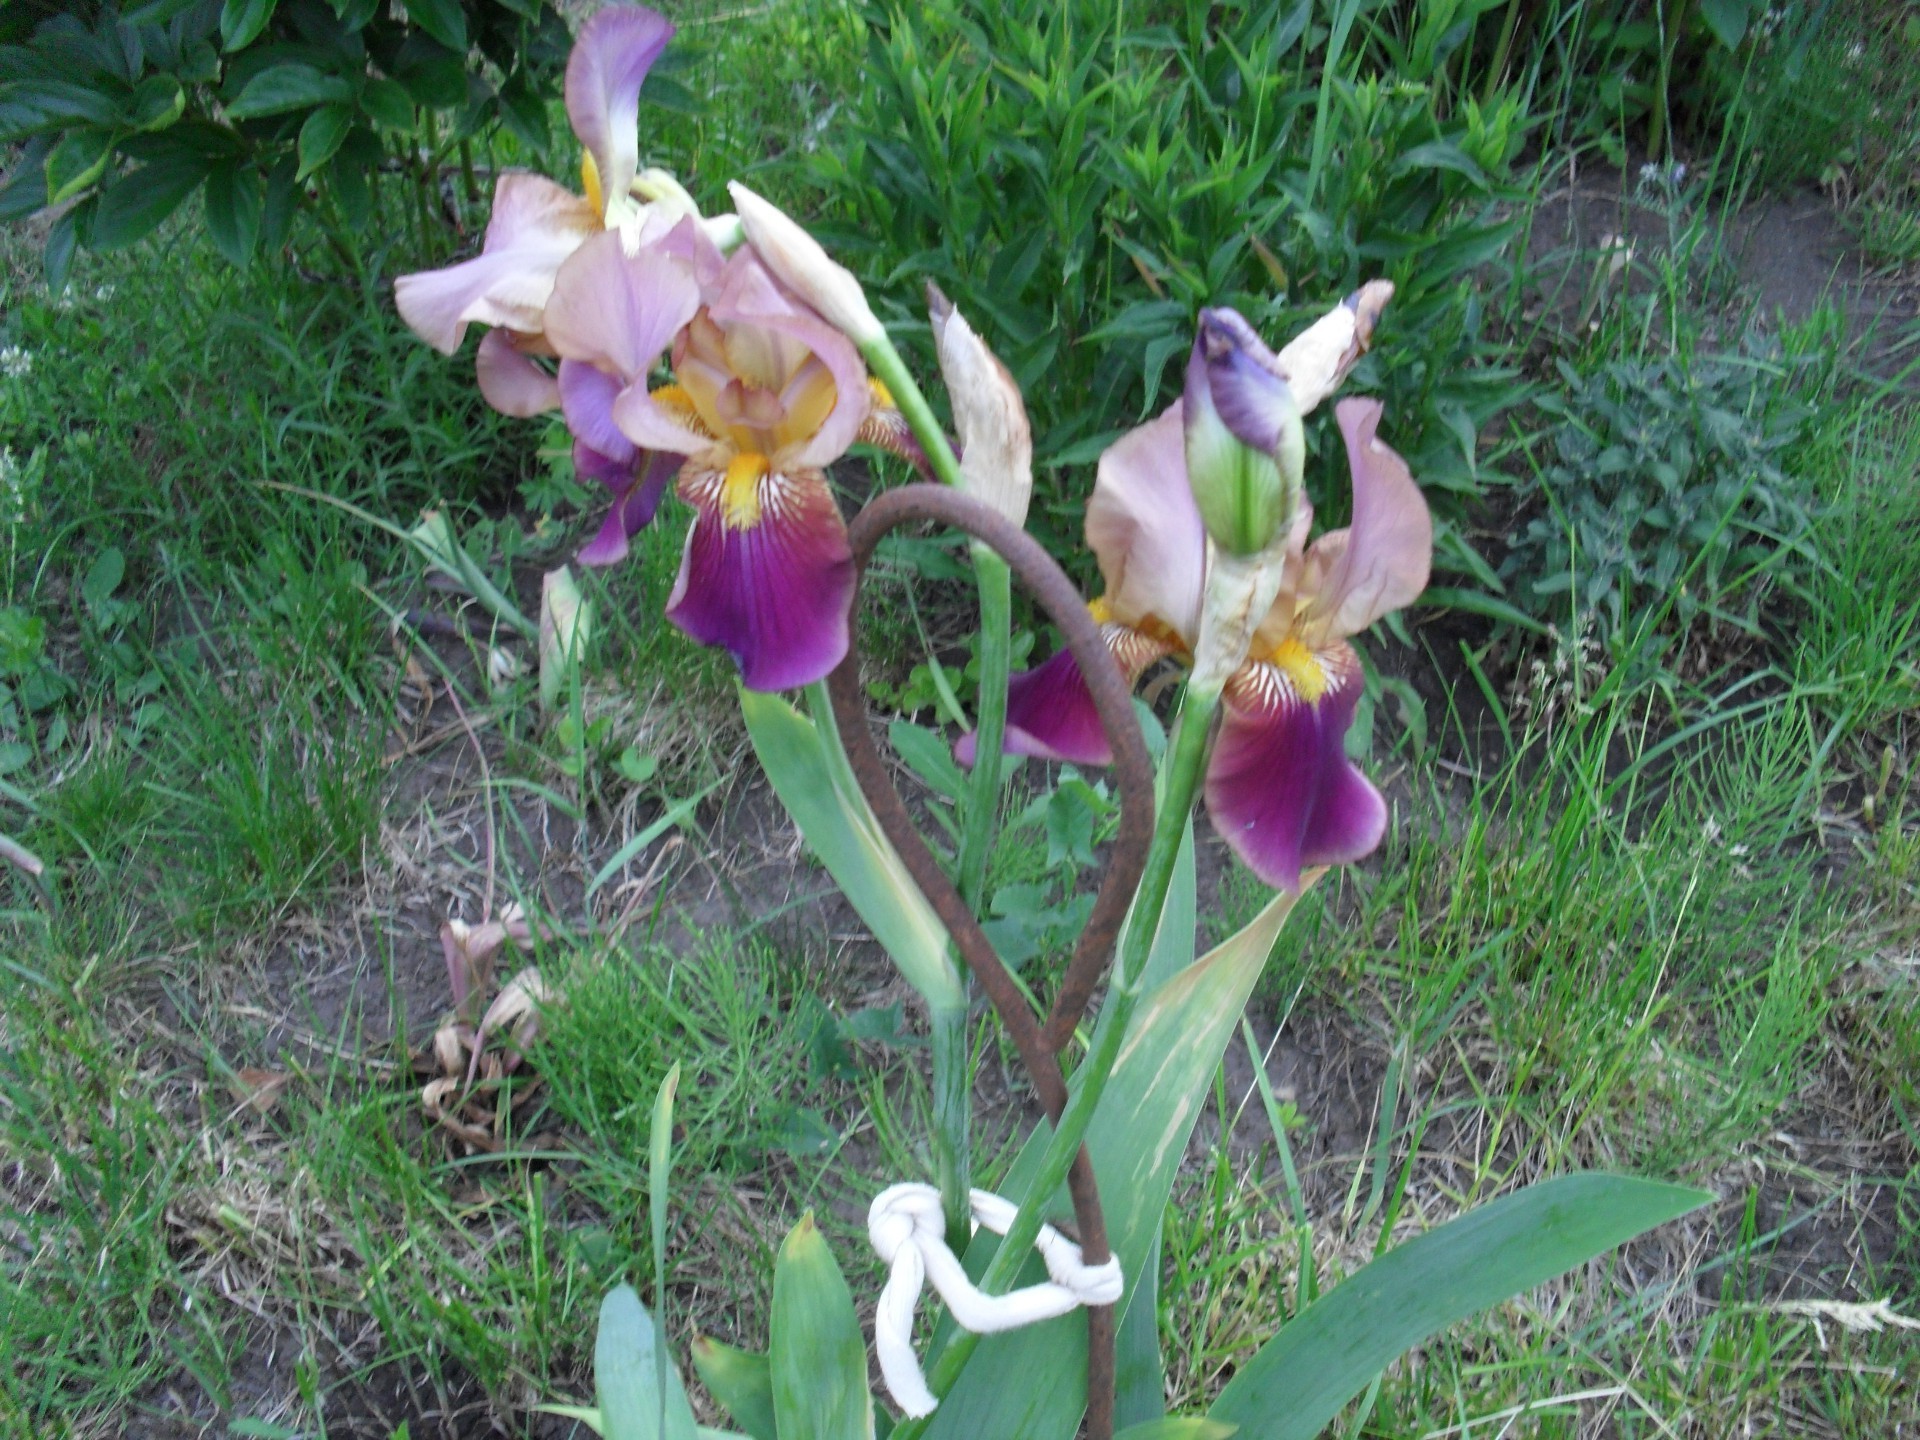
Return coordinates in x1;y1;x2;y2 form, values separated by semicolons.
1264;636;1328;702
721;453;770;530
581;152;605;220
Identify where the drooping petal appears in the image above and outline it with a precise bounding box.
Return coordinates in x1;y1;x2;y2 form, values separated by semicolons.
1086;403;1207;646
855;382;931;477
1206;644;1386;891
576;445;678;567
476;329;561;416
394;174;598;352
704;245;871;469
544;227;702;386
1294;399;1432;649
958;648;1110;767
666;464;854;691
564;5;674;216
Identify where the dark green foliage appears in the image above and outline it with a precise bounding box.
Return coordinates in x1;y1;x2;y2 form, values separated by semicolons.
1503;338;1817;646
817;0;1531;575
0;0;570;285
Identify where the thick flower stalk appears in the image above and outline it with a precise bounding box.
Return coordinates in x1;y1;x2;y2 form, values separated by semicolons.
962;288;1429;891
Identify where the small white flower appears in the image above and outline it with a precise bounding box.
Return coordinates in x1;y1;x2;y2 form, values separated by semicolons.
0;346;32;379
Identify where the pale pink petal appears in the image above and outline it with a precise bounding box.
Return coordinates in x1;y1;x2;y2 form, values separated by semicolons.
564;5;674;211
1295;399;1432;649
476;330;561;416
1206;644;1386;891
705;245;871;469
1086;403;1206;646
393;174;596;352
543;227;701;384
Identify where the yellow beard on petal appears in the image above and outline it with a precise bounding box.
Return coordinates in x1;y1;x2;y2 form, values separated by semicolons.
1265;636;1329;703
721;452;770;531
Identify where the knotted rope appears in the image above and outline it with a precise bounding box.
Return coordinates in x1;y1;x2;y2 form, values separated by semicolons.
868;1182;1124;1419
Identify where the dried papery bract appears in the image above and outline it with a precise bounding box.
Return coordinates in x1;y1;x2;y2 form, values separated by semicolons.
928;284;1033;526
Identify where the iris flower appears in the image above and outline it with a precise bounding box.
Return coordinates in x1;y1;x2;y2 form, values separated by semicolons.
962;376;1430;891
539;211;915;689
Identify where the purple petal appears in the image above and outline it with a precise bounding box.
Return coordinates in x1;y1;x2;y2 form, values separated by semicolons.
957;648;1113;768
1205;644;1386;891
1190;308;1294;455
559;359;636;464
394;174;597;352
666;466;853;691
476;329;561;416
577;448;678;566
564;5;674;212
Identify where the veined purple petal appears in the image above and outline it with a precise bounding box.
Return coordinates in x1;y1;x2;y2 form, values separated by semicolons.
957;648;1112;768
476;330;561;416
666;465;854;691
565;5;674;213
576;445;677;566
394;174;597;352
1206;644;1386;891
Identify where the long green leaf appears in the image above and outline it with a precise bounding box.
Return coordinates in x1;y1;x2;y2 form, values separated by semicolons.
1114;1423;1235;1440
596;1285;699;1440
740;688;960;1008
771;1215;874;1440
922;878;1313;1440
1208;1173;1713;1440
691;1338;777;1440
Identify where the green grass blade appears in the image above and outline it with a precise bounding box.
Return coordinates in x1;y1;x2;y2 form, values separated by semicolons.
1114;1423;1236;1440
770;1215;875;1440
1208;1174;1714;1440
651;1064;681;1439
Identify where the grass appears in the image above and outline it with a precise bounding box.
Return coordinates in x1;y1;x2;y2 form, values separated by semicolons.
3;1;1919;1436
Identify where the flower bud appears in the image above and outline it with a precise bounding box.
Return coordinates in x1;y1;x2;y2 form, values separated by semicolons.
1272;279;1392;414
928;283;1032;525
727;182;884;345
1183;308;1304;557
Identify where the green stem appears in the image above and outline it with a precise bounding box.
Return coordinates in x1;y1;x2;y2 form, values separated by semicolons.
894;684;1220;1437
857;334;965;491
929;1002;973;1250
955;545;1011;911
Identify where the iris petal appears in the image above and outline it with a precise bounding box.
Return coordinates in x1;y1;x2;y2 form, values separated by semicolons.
564;5;674;216
666;465;854;691
576;445;678;567
1205;644;1387;891
476;330;561;417
958;648;1112;767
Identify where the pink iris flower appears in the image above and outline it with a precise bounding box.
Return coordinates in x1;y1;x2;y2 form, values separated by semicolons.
392;6;696;557
962;395;1431;891
538;210;916;690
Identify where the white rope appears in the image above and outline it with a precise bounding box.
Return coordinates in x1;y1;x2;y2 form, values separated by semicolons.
867;1182;1124;1419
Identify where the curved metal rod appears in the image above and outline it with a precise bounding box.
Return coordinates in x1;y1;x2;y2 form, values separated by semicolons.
824;483;1155;1440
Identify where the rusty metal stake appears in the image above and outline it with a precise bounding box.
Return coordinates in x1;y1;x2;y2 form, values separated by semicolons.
825;484;1156;1440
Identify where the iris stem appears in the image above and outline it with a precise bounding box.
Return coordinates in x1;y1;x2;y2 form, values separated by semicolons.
896;683;1220;1435
854;330;1000;1247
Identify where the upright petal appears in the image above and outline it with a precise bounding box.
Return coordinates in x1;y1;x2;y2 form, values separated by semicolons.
705;246;871;469
1295;399;1432;649
476;329;561;416
667;464;854;691
1086;403;1207;646
394;173;597;352
564;5;674;215
1206;644;1386;891
544;227;701;385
